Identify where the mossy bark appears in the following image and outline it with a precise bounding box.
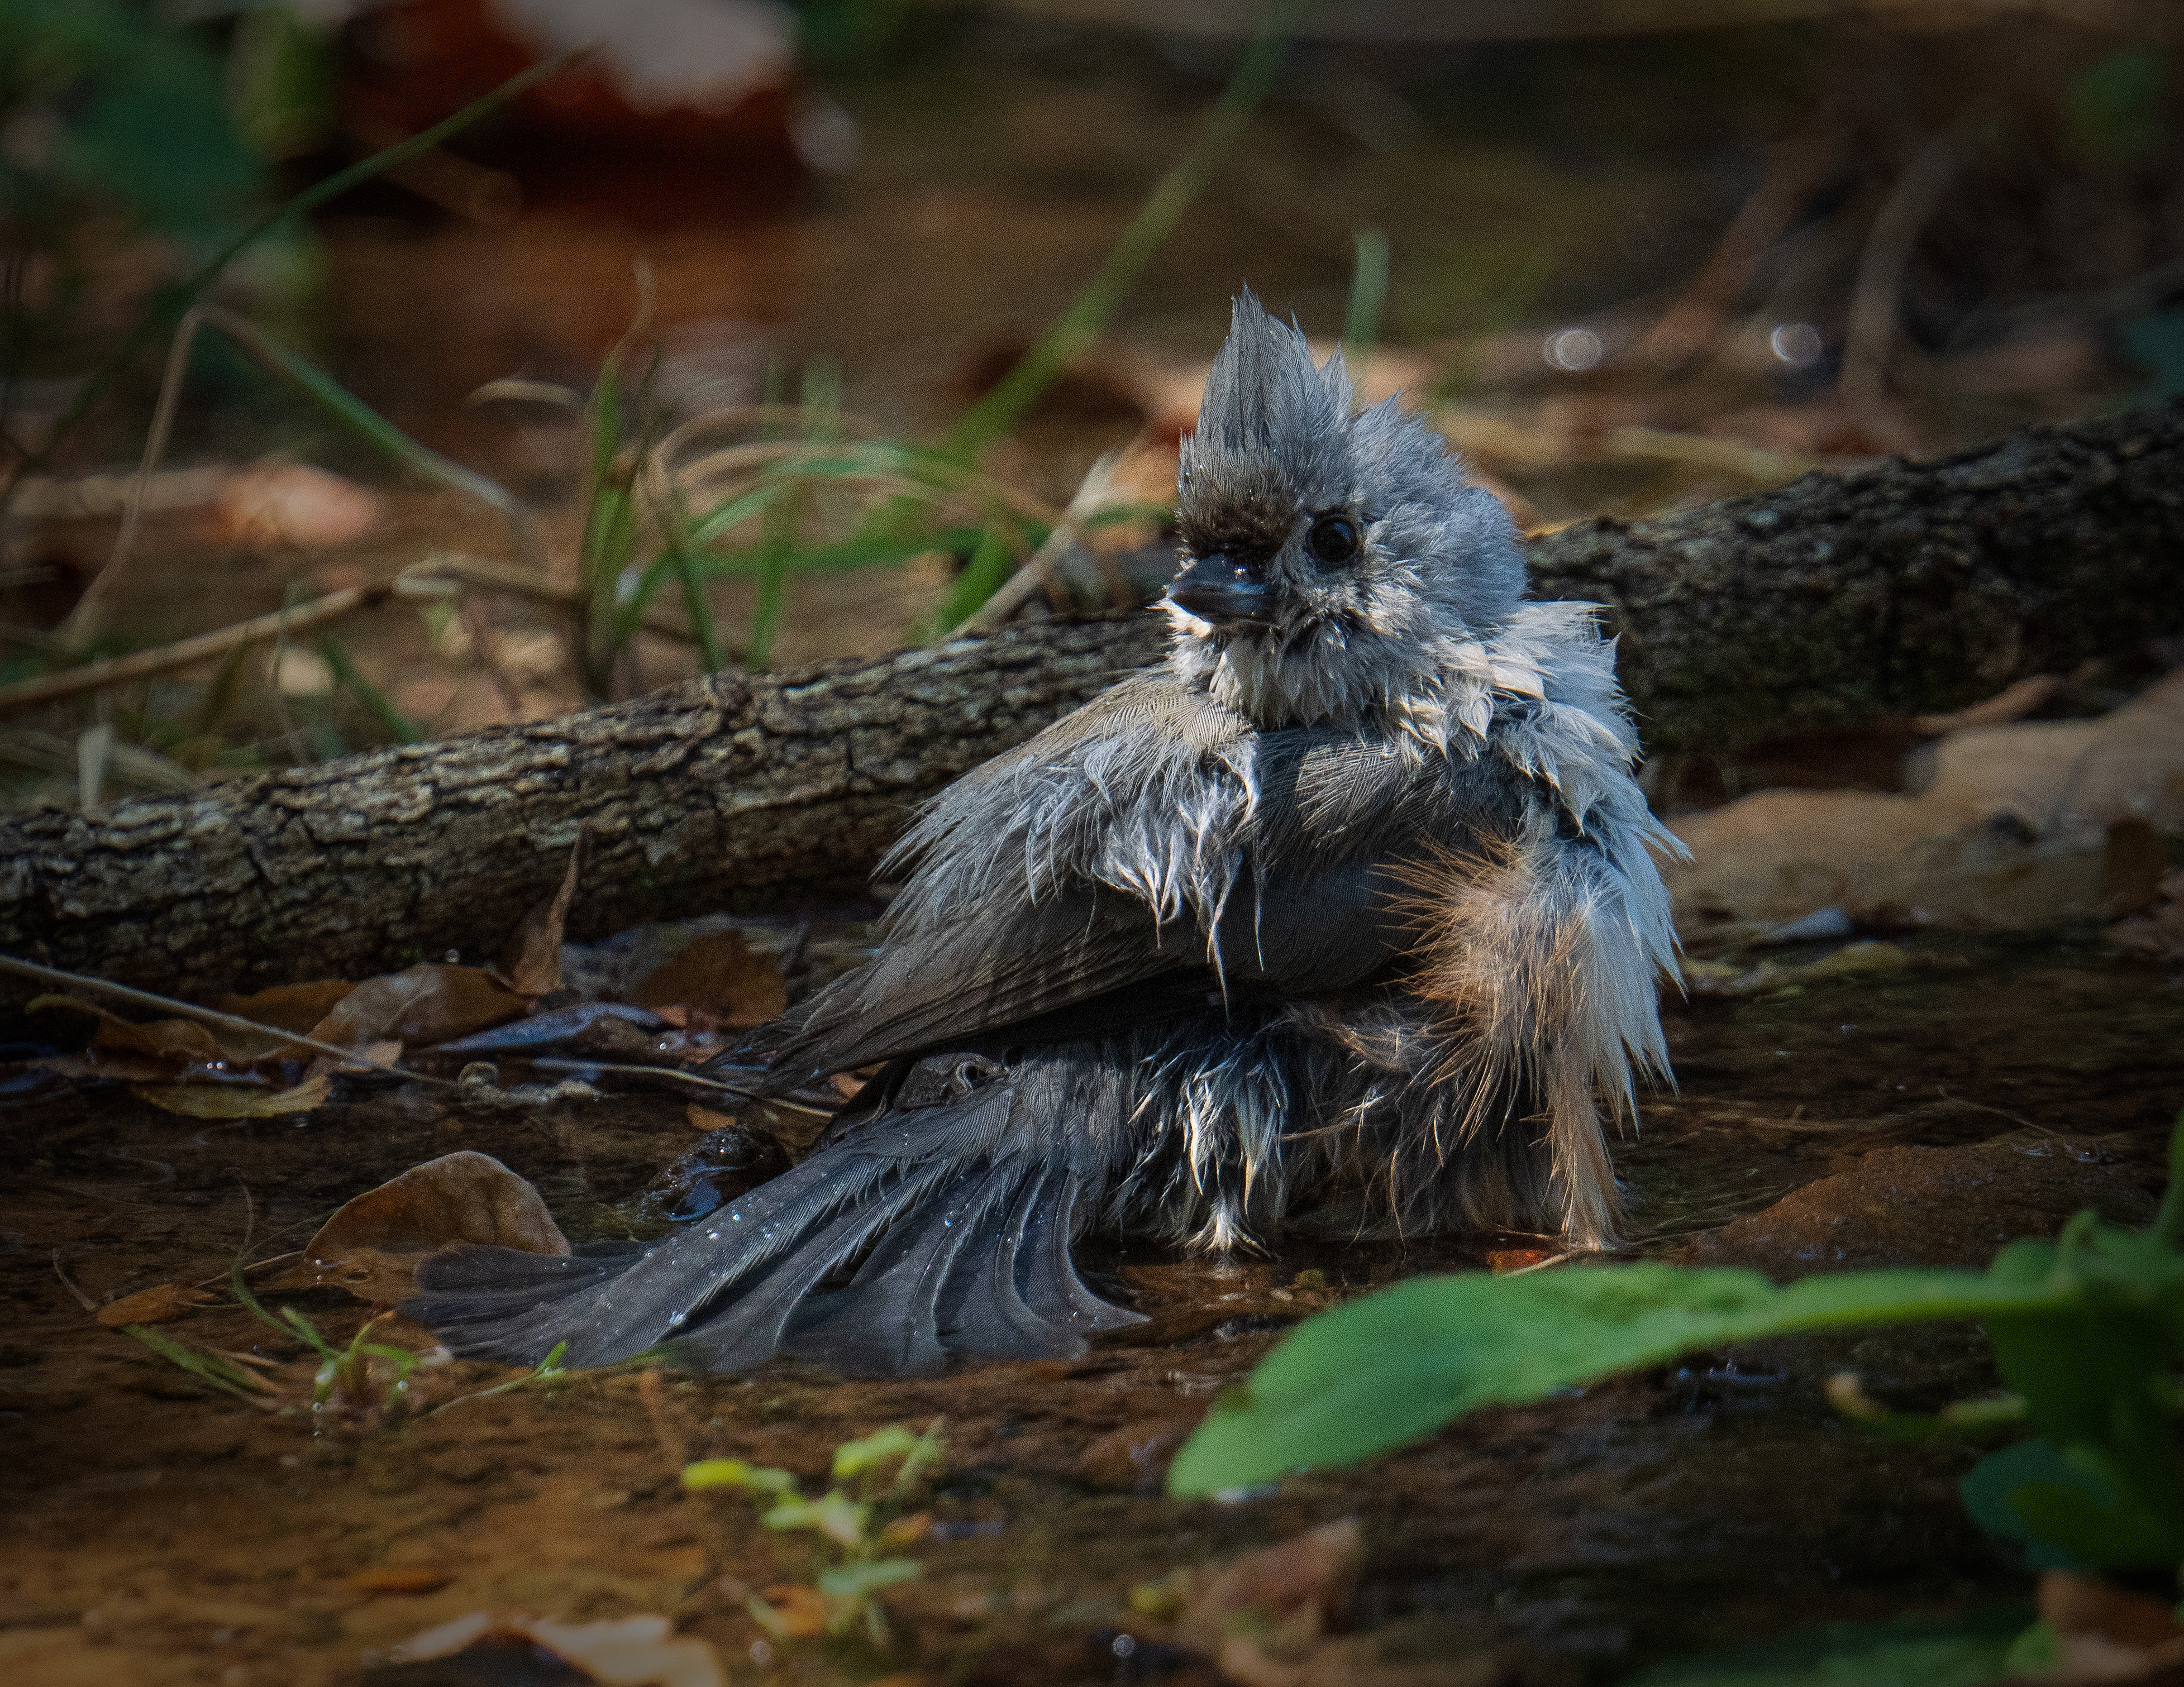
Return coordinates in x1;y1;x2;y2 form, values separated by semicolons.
4;402;2180;1004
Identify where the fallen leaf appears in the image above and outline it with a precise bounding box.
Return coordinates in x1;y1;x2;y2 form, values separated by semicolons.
1146;1519;1490;1687
627;930;786;1027
347;1567;455;1596
95;1283;215;1327
686;1103;737;1132
757;1584;828;1640
287;1150;568;1302
494;834;585;997
130;1073;332;1119
216;463;383;547
308;964;527;1050
392;1610;725;1686
211;980;355;1035
30;996;226;1065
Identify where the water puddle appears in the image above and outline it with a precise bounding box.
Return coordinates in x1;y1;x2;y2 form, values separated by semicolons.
1;929;2176;1684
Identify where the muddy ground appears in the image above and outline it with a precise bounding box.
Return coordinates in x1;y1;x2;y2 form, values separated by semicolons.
1;929;2176;1686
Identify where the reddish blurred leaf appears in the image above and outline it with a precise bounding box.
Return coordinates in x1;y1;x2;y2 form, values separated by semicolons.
308;964;527;1051
95;1283;216;1327
131;1073;333;1118
626;931;786;1028
494;834;585;997
289;1150;568;1302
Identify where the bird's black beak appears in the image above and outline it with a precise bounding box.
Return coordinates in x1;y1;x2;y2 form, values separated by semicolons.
1168;553;1276;628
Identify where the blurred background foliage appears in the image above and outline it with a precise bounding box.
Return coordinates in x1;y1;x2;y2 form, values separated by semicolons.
1;0;2181;804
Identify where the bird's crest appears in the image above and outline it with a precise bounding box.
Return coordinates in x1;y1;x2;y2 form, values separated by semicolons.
1191;288;1351;457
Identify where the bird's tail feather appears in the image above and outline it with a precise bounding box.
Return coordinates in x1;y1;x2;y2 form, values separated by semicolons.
406;1093;1142;1378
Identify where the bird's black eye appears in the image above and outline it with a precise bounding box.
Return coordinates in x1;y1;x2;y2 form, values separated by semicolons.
1306;511;1361;566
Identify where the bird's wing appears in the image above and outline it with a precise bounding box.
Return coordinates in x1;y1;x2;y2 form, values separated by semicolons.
770;680;1530;1081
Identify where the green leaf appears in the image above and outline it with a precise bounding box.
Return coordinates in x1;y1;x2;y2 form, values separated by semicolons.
681;1458;799;1496
1166;1262;2068;1495
764;1491;869;1549
832;1424;919;1480
816;1559;922;1601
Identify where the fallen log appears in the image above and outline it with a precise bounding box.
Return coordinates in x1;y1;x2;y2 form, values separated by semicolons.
4;400;2180;1005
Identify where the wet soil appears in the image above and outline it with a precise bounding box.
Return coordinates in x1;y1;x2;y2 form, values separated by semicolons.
1;931;2178;1685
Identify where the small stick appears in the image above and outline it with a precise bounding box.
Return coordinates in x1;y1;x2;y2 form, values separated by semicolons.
0;584;389;714
61;308;206;651
0;951;450;1086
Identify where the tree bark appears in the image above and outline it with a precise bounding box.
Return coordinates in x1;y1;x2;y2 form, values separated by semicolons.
4;401;2180;1006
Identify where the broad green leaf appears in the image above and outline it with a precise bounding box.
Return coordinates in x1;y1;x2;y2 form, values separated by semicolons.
1167;1262;2069;1495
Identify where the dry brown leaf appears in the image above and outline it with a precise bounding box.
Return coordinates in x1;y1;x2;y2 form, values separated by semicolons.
2036;1569;2184;1685
130;1073;332;1119
30;996;227;1065
347;1567;456;1596
494;834;585;997
308;964;527;1051
626;930;786;1027
95;1283;216;1327
289;1150;568;1302
216;463;383;547
211;980;356;1035
1139;1520;1501;1687
390;1611;724;1686
685;1103;737;1132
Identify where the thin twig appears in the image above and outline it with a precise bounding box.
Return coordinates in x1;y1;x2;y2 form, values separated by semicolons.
62;309;206;651
0;952;451;1086
1842;126;1972;421
523;1056;835;1117
0;584;390;714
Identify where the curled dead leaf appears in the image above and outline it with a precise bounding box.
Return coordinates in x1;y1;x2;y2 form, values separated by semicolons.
289;1150;568;1302
95;1283;216;1327
212;980;356;1038
130;1073;332;1119
494;833;584;997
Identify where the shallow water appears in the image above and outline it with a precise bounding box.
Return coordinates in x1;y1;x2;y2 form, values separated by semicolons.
1;930;2177;1685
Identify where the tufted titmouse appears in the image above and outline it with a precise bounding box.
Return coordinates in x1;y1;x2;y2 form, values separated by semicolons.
412;293;1682;1377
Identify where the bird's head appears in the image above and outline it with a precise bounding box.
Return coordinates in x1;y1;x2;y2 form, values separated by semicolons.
1166;290;1525;729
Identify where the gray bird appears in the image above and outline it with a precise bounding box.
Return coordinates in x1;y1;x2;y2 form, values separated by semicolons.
410;293;1682;1377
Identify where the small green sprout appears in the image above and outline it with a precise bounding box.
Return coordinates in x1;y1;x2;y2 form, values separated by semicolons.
683;1417;946;1647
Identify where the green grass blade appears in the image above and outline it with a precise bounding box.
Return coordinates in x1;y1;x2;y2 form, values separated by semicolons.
926;525;1017;639
198;307;537;558
1343;226;1390;360
314;630;418;744
1166;1262;2077;1496
942;0;1305;457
